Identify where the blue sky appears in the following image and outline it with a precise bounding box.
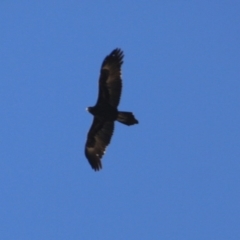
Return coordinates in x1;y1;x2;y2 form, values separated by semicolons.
0;1;240;239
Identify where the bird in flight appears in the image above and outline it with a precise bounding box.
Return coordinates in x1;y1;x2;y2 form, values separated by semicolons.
85;48;139;171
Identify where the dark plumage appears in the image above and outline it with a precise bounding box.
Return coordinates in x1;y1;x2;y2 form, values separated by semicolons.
85;48;139;171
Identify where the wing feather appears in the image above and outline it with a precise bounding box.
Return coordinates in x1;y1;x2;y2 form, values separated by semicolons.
96;49;123;107
85;118;114;171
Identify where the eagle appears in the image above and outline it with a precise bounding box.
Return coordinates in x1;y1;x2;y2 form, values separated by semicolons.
85;48;139;171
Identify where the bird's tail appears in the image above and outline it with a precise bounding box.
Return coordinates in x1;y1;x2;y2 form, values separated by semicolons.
117;111;139;126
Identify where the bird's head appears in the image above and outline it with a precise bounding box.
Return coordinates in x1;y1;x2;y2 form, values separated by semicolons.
86;107;94;114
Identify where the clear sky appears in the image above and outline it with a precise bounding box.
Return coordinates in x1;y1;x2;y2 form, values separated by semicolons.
0;1;239;239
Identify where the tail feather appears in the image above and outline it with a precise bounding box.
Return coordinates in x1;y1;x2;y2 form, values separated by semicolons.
117;111;139;126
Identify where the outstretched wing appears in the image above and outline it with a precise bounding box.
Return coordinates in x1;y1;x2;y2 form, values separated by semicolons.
96;48;123;107
85;118;114;171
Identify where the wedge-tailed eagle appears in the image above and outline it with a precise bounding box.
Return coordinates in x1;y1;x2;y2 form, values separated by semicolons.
85;49;139;171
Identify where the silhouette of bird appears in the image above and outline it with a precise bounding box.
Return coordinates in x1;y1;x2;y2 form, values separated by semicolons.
85;49;139;171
